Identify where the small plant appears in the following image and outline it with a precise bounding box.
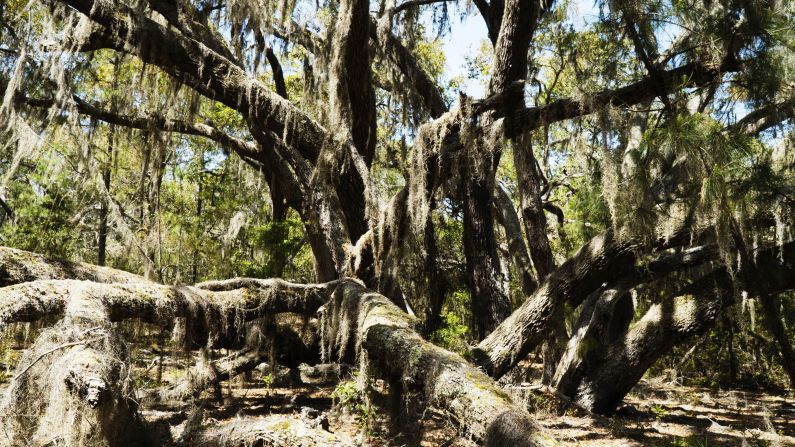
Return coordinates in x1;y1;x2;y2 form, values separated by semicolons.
332;375;377;435
430;290;473;356
650;435;712;447
332;379;360;412
261;373;274;388
651;403;669;420
0;346;20;384
675;435;710;447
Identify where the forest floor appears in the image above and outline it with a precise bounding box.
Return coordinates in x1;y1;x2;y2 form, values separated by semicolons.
131;356;795;447
2;345;793;446
524;382;795;446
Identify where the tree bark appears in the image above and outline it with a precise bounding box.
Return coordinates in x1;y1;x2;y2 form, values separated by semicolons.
460;0;550;341
569;240;795;414
0;286;151;447
190;415;348;447
0;278;339;347
320;280;556;446
422;204;448;336
473;231;640;377
493;183;537;295
97;146;112;266
462;125;512;339
0;246;147;286
552;244;718;398
757;290;795;388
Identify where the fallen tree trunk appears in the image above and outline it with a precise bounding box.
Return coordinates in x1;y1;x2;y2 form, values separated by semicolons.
472;232;640;377
0;279;337;347
0;246;147;286
189;415;349;447
0;248;556;445
321;280;556;446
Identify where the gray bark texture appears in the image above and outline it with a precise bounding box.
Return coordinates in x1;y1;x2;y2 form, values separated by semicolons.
320;280;557;446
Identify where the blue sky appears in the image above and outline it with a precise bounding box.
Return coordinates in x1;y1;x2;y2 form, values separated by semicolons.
440;0;600;98
432;1;763;127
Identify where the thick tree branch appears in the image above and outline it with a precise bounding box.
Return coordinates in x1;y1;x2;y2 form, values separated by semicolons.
730;97;795;135
391;0;456;16
521;58;741;131
0;246;147;286
573;239;795;414
372;18;449;119
321;280;556;446
59;0;334;166
0;279;336;337
145;0;240;67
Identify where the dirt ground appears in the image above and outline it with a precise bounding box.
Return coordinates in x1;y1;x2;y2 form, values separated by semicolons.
520;382;795;446
2;345;793;446
137;365;794;446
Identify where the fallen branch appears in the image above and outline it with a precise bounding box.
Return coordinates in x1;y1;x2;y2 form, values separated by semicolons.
0;246;148;286
189;415;350;446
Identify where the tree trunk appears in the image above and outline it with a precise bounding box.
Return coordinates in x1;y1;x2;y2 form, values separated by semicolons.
97;144;112;266
325;0;377;285
513;138;554;279
462;148;512;339
493;183;537;295
473;232;639;377
731;222;795;388
422;207;448;336
567;240;795;414
0;288;151;447
757;287;795;388
571;281;729;414
552;286;633;399
264;51;290;277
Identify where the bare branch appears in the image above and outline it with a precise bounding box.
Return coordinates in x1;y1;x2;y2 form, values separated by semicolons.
391;0;456;16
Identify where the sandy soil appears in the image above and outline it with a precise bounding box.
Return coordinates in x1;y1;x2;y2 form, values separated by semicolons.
2;346;792;446
137;370;794;446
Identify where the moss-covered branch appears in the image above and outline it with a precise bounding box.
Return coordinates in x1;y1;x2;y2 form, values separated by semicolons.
321;280;557;446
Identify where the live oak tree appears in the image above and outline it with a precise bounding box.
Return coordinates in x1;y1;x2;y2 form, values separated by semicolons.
0;0;793;445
